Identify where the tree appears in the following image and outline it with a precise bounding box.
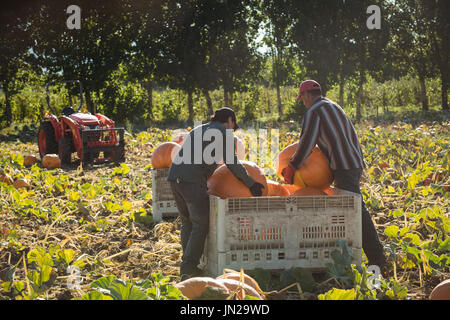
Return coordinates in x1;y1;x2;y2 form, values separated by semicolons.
261;0;297;116
206;0;262;110
389;0;438;112
424;0;450;111
0;2;37;125
30;0;134;114
125;0;165;120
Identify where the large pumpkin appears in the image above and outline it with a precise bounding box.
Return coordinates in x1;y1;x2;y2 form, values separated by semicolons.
322;185;338;195
283;184;302;195
215;278;263;300
216;270;263;295
175;277;229;299
267;180;290;197
42;154;61;169
151;142;181;169
291;187;327;196
429;279;450;300
276;144;333;189
207;161;268;198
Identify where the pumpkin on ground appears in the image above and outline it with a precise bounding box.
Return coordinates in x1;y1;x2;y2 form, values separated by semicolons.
13;179;31;189
276;144;333;189
151;142;181;169
291;186;327;196
207;161;268;198
0;173;13;185
174;277;229;299
42;154;61;169
23;155;37;167
429;279;450;300
266;180;290;196
216;270;264;297
215;278;263;300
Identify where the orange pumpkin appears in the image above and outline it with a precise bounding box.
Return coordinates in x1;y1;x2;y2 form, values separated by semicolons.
216;271;264;297
151;142;181;169
276;144;333;189
283;184;302;195
42;154;61;169
174;277;229;299
207;161;268;198
291;187;327;196
215;278;263;300
322;185;338;195
13;179;31;189
23;155;37;167
0;173;13;185
429;279;450;300
267;180;290;196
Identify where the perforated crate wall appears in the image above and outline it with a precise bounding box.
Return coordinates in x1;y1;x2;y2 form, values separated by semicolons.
151;168;178;222
203;190;362;276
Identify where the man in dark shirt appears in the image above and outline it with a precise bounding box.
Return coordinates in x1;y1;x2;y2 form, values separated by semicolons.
168;107;265;279
282;80;386;269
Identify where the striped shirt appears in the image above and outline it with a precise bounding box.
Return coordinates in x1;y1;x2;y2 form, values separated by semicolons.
290;97;366;170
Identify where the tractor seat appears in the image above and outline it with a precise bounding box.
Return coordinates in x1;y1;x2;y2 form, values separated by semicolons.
62;107;76;116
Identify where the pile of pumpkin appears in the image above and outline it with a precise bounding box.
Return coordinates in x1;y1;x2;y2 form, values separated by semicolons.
175;269;266;300
151;131;336;198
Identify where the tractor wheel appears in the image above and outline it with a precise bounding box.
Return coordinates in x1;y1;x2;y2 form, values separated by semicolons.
58;137;72;165
82;151;94;165
113;146;125;163
38;122;58;159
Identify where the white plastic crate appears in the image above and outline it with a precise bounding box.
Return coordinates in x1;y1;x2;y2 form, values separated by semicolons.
202;189;362;277
151;168;179;222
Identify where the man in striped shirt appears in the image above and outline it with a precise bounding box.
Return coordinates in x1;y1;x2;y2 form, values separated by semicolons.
282;80;386;269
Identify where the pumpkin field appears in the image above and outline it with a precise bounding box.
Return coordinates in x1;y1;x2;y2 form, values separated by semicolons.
0;119;448;301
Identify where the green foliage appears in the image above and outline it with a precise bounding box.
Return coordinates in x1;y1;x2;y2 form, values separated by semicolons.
324;240;410;300
81;272;186;300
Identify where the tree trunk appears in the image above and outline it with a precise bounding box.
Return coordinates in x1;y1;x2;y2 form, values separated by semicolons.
356;71;364;122
382;89;388;114
4;88;12;125
203;88;213;115
441;72;449;111
419;75;429;111
145;77;153;119
339;74;345;107
276;84;282;116
84;89;95;114
187;90;194;124
224;87;229;108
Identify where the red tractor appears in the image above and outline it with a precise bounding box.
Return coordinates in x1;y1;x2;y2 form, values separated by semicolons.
38;80;125;165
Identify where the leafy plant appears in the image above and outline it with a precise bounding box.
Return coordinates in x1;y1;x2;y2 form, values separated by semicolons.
80;272;185;300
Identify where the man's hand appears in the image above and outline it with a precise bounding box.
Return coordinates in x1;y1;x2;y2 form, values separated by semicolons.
249;182;265;197
281;163;296;184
